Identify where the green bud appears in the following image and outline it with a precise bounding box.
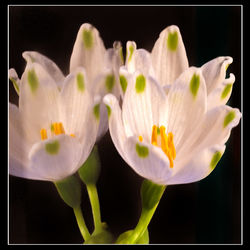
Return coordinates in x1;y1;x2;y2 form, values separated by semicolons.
141;179;166;210
54;174;81;209
84;229;114;244
78;146;101;185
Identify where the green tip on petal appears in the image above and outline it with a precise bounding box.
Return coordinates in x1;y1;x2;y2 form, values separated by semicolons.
106;105;111;118
221;84;232;100
93;103;100;120
27;69;39;93
45;140;60;155
189;74;200;98
76;73;85;92
223;111;236;128
105;74;115;92
119;75;128;93
128;45;134;62
10;77;20;95
136;143;149;158
83;29;93;49
167;31;178;51
135;75;146;93
210;151;222;170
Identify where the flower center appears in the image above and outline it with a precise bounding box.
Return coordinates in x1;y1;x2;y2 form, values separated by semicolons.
139;125;176;168
40;122;75;140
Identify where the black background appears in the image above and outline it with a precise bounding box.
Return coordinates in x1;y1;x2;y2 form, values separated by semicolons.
8;5;242;244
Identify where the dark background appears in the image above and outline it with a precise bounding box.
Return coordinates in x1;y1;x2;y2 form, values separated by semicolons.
8;5;242;244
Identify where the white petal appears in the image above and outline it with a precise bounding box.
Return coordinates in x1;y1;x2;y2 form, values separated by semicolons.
69;23;106;84
123;136;173;185
207;73;235;110
59;68;94;142
201;56;233;95
9;68;20;95
122;72;168;142
125;41;137;67
22;51;65;89
119;66;132;98
9;104;45;180
19;62;60;137
151;25;189;86
28;134;83;182
167;144;226;185
103;93;127;160
166;67;207;152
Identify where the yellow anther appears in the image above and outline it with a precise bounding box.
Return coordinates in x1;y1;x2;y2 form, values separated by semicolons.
58;122;65;134
52;122;65;135
70;134;75;138
139;136;143;142
40;128;47;140
151;125;158;146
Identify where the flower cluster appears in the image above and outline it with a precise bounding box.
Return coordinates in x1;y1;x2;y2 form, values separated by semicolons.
9;23;241;244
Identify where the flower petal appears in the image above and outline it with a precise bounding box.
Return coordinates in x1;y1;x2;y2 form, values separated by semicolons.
103;93;127;160
28;134;83;182
167;144;226;185
69;23;106;84
9;68;20;95
19;62;60;138
59;67;94;143
207;73;235;110
151;25;189;86
123;136;173;185
166;67;207;151
122;72;168;142
22;51;65;89
201;56;233;95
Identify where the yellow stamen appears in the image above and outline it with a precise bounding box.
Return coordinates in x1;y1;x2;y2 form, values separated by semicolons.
139;136;143;142
151;125;158;146
70;133;75;137
52;122;65;135
153;125;175;168
40;128;47;140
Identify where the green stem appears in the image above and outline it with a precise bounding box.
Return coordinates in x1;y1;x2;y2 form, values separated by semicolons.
125;202;159;244
73;205;91;241
86;184;102;233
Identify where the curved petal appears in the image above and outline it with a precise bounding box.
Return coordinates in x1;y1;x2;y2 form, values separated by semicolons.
9;68;20;95
201;56;233;95
167;144;226;185
19;62;60;137
123;136;173;185
103;93;127;160
59;67;94;143
122;72;168;142
125;41;137;67
151;25;189;86
69;23;106;84
166;67;207;151
22;51;65;89
207;73;235;110
28;134;83;182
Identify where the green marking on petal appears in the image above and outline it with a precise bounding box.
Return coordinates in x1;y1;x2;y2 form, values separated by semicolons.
10;77;19;95
50;124;54;132
45;140;60;155
106;105;111;118
27;69;39;93
167;31;178;51
105;74;115;92
83;29;93;49
157;127;160;135
93;104;100;120
221;84;232;100
128;45;134;62
119;75;128;93
223;111;236;128
189;74;200;98
136;143;149;158
210;151;222;170
135;74;146;93
76;73;85;92
119;47;124;65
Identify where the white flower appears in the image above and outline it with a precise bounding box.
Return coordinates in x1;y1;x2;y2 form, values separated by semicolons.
9;59;101;182
70;23;123;139
104;25;241;185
